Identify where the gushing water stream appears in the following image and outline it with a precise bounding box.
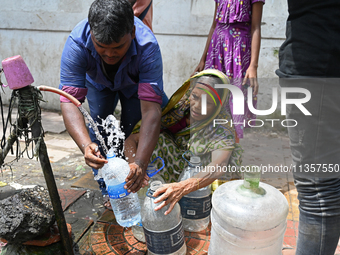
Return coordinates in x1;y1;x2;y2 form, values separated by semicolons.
96;114;125;155
35;86;137;223
36;86;126;181
78;105;109;155
78;106;126;181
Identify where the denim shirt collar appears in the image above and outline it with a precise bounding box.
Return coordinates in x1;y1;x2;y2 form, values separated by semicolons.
120;38;137;70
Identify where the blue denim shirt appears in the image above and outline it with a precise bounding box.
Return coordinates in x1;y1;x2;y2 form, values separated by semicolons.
59;17;163;104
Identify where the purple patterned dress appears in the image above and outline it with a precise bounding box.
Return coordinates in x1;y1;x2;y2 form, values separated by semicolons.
205;0;265;138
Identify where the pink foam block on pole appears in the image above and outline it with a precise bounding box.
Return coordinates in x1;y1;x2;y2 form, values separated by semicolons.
1;55;34;90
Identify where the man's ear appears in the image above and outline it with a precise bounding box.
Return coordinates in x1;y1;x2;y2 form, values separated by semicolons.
90;30;95;41
131;25;136;40
89;30;95;43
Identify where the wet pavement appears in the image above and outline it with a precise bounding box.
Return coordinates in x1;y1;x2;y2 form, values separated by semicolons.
1;106;340;254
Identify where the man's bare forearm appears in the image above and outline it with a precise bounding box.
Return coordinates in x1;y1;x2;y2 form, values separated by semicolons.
134;109;161;170
124;133;139;163
60;102;92;154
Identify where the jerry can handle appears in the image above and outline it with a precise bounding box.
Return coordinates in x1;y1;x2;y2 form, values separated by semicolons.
182;150;202;167
147;156;165;178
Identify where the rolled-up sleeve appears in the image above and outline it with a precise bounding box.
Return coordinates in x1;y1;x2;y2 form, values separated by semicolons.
59;36;88;103
138;44;163;105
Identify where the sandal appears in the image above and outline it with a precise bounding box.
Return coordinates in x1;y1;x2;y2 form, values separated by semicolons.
102;194;112;210
282;245;294;250
282;245;295;255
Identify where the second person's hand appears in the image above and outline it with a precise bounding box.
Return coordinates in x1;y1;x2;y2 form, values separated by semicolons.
242;65;259;95
153;182;187;215
191;61;205;77
124;162;149;193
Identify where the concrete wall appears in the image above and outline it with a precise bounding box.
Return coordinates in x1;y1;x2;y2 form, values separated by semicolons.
0;0;93;110
0;0;288;111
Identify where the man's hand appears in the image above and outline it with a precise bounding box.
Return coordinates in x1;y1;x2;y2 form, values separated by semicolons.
61;103;107;169
84;142;107;169
125;162;149;193
125;100;160;192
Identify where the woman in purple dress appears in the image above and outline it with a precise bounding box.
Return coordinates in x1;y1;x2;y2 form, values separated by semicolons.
193;0;265;139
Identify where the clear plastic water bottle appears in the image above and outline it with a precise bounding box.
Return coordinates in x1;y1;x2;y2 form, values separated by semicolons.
133;158;165;242
178;156;212;232
101;149;141;227
137;158;165;208
141;181;186;255
208;168;289;254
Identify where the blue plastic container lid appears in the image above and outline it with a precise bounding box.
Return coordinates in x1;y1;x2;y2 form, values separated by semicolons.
106;150;116;159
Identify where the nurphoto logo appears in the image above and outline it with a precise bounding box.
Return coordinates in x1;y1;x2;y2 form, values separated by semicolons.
199;84;312;128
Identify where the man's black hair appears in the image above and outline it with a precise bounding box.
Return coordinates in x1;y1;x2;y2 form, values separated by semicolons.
88;0;134;44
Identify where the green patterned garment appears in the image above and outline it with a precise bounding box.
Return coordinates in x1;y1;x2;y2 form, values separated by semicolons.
144;69;243;183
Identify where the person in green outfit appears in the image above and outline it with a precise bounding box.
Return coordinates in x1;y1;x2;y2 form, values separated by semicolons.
124;69;242;214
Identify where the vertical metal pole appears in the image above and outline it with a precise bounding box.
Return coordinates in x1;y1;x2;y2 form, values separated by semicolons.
22;87;74;255
32;130;74;255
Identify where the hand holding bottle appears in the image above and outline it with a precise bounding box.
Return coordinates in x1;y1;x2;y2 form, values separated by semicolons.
84;142;108;169
153;180;193;215
124;162;149;193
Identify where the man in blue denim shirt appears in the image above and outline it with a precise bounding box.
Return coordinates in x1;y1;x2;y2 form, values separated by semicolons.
59;0;167;203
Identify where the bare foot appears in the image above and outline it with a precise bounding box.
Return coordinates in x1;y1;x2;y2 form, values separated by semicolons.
102;195;112;210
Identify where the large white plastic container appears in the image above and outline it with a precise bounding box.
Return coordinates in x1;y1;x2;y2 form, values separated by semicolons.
208;171;289;255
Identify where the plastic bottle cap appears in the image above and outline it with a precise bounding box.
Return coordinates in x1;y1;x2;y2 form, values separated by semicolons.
150;180;162;191
106;150;116;159
243;166;261;189
190;156;201;164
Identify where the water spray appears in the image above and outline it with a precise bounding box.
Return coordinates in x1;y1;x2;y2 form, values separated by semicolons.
37;86;109;155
